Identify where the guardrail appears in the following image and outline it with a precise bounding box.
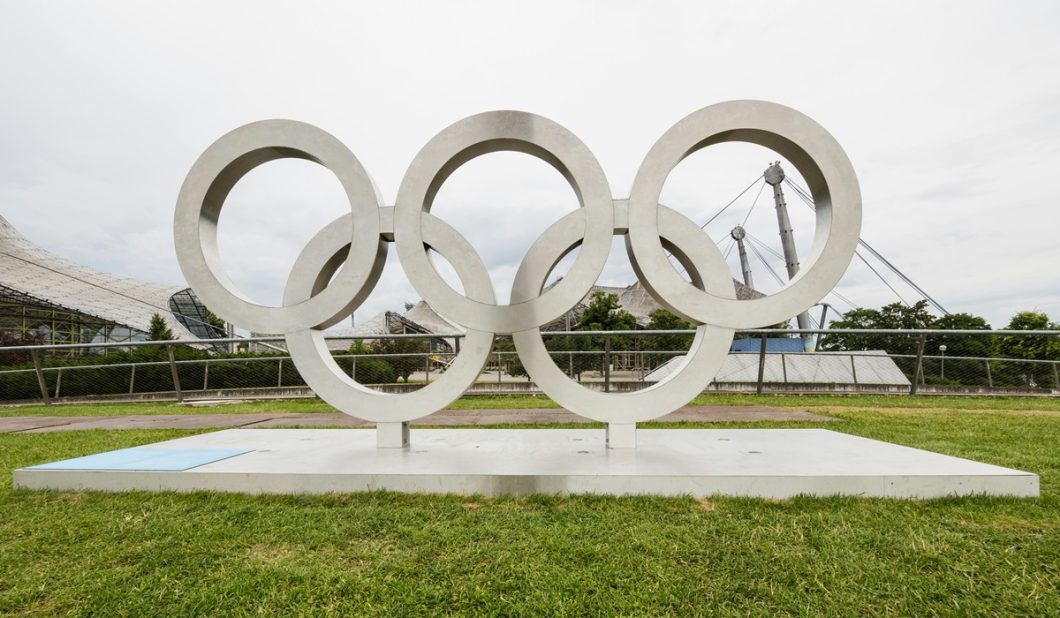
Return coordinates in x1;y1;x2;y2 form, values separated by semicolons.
1;329;1057;405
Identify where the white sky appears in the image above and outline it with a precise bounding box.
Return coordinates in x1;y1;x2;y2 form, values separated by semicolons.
1;1;1058;330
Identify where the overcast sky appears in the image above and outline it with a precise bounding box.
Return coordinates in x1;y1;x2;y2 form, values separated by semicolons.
2;1;1058;331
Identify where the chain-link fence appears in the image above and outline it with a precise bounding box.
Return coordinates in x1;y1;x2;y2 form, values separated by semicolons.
1;329;1057;405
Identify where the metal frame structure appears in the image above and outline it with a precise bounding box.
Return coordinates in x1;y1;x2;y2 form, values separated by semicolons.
1;214;220;352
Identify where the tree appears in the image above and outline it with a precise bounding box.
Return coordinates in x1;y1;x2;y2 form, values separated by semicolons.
369;336;430;383
818;300;935;355
931;312;992;384
575;291;638;378
348;340;397;384
643;308;694;368
148;313;175;341
578;291;637;332
206;310;227;336
995;311;1059;387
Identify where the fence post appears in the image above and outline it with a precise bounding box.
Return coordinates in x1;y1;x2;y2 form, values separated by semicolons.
1054;362;1059;390
129;364;136;395
850;354;858;387
277;358;283;388
425;354;430;384
30;349;50;405
203;361;209;390
985;360;993;388
166;345;183;403
604;335;611;393
496;350;501;385
54;368;62;399
781;353;788;384
911;334;927;395
756;334;767;395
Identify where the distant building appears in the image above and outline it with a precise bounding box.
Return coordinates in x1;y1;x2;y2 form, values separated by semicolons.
0;214;220;351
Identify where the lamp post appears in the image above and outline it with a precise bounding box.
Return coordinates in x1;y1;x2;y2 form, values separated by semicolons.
939;344;948;380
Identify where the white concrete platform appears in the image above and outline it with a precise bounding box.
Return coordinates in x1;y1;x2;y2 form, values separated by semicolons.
14;429;1039;499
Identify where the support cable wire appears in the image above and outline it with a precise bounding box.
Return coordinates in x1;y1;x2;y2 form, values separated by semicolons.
782;177;950;314
745;238;788;287
739;179;768;228
699;175;765;229
853;249;909;305
744;233;858;311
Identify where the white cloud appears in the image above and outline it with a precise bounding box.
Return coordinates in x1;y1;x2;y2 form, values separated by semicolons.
1;1;1057;328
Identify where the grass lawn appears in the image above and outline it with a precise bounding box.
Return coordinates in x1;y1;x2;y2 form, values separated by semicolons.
2;405;1058;615
3;392;1060;417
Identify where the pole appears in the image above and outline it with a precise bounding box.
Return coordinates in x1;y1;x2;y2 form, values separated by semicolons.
911;334;927;395
765;162;812;350
129;363;136;395
731;226;754;290
985;360;993;388
277;358;283;388
815;304;830;352
604;335;611;393
756;334;767;395
30;349;50;405
850;354;858;386
167;345;183;403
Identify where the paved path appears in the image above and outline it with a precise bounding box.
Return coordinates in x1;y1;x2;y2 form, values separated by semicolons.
0;406;835;434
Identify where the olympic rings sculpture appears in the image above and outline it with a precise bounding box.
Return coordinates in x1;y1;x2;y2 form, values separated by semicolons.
174;100;862;441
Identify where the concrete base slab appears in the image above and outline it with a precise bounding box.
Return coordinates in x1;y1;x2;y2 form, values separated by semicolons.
14;429;1038;499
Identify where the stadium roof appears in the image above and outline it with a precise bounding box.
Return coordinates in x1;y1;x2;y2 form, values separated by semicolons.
0;214;209;340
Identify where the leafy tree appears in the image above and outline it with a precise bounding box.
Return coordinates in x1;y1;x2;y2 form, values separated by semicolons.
819;300;935;355
931;312;992;384
578;291;637;332
995;311;1059;387
368;336;430;383
206;310;227;335
348;340;397;384
818;301;1000;385
577;291;637;377
148;313;175;341
643;308;694;368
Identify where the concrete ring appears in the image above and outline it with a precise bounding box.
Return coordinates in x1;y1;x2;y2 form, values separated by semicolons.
174;120;384;334
394;110;614;334
510;205;736;424
627;100;862;328
284;212;495;423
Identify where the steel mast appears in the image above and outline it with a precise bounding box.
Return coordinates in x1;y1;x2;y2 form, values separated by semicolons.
730;225;754;290
765;162;812;350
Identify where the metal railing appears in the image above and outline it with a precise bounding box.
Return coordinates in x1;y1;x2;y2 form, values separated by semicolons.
1;329;1057;405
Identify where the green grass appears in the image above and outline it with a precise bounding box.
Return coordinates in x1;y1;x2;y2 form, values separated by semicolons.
2;409;1059;615
4;392;1059;418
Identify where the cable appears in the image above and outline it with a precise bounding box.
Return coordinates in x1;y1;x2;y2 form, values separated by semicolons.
745;232;785;260
857;239;950;314
739;179;767;229
853;248;908;305
699;175;765;228
782;176;950;315
827;290;859;311
746;239;787;287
